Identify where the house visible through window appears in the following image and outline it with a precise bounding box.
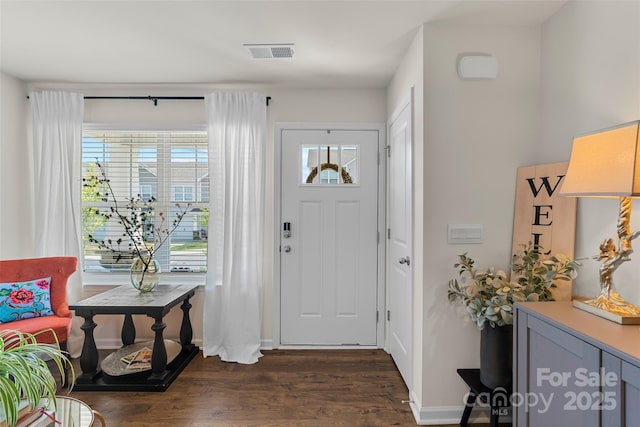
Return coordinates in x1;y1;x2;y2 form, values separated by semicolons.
140;184;153;201
320;169;339;184
174;186;194;202
82;128;208;274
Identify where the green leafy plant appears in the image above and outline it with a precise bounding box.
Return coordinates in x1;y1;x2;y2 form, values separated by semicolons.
511;245;578;302
82;160;190;282
0;329;73;426
81;162;108;243
448;243;579;329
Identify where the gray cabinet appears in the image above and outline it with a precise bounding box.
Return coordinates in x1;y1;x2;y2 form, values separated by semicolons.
602;352;640;426
514;302;640;427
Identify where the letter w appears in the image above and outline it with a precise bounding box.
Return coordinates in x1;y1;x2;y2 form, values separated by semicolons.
527;175;565;197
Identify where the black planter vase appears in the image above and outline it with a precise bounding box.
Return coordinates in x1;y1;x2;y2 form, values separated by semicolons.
480;324;513;389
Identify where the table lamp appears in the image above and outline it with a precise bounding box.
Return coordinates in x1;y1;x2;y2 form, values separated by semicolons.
559;120;640;324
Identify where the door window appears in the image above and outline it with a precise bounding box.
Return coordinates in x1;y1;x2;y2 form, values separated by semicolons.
301;145;359;185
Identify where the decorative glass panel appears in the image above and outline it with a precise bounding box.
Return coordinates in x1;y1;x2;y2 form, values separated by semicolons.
341;146;359;184
301;144;359;185
301;145;317;184
319;146;339;166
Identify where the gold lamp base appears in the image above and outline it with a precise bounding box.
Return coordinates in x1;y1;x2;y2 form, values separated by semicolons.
559;122;640;325
571;197;640;325
573;296;640;325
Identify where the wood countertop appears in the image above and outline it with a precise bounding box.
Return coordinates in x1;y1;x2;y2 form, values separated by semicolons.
516;301;640;367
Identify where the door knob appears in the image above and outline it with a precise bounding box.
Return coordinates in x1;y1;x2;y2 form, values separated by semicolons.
398;256;410;266
283;245;292;253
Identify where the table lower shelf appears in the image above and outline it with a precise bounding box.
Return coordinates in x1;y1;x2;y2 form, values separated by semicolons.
74;345;199;392
100;340;182;377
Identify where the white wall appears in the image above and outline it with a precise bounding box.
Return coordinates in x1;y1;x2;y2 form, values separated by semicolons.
3;83;387;347
386;25;425;413
400;2;640;424
412;23;542;423
0;72;34;259
540;1;640;305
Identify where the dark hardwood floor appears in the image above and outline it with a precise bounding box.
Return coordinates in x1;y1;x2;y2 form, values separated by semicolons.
59;349;466;427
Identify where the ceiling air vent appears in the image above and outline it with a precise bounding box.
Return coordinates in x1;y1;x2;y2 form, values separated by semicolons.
244;44;295;60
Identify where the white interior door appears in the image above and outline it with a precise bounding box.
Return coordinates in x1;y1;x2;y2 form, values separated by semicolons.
387;97;413;389
280;128;380;345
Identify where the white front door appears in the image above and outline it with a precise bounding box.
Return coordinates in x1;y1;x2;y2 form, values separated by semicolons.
280;128;380;345
387;96;413;388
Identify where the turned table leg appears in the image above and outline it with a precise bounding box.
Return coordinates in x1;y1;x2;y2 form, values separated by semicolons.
180;297;194;351
78;313;100;381
149;315;168;379
121;313;136;346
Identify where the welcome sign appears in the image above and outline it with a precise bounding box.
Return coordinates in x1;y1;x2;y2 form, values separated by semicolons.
512;162;577;300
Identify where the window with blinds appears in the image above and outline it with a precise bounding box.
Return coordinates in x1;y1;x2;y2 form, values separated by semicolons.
82;129;208;274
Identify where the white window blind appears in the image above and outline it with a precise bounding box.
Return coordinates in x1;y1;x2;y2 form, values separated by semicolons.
82;129;208;274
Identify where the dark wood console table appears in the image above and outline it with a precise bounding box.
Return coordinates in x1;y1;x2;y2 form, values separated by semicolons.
70;284;199;391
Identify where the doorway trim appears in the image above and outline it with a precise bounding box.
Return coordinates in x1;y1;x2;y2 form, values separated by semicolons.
385;91;414;390
273;122;386;348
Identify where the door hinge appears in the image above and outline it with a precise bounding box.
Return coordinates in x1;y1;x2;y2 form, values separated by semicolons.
377;231;380;244
385;145;391;157
387;228;391;239
376;310;379;323
387;310;391;321
377;152;380;165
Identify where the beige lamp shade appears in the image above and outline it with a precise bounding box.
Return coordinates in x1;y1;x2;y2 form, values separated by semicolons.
559;120;640;197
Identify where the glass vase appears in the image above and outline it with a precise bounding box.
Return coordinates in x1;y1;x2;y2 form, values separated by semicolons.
130;256;160;293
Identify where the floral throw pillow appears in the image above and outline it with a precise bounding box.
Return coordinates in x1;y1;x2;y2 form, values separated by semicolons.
0;277;54;323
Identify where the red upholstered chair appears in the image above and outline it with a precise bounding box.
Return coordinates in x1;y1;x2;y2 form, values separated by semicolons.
0;256;77;354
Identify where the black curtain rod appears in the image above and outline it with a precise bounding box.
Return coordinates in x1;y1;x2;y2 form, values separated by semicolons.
27;95;271;106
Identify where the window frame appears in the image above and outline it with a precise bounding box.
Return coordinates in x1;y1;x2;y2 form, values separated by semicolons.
139;184;153;201
174;185;195;202
81;123;208;287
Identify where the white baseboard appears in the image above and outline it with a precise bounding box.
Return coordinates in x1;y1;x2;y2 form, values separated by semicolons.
409;390;512;425
412;405;490;425
275;345;378;350
95;337;204;349
96;339;372;352
96;338;275;351
95;338;126;349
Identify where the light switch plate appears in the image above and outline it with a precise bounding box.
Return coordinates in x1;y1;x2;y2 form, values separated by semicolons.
447;224;483;244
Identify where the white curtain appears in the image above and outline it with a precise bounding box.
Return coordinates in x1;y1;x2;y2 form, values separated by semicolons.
203;92;266;364
30;91;84;357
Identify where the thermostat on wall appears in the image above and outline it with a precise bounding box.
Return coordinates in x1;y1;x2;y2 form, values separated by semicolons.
457;55;498;80
448;224;483;244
